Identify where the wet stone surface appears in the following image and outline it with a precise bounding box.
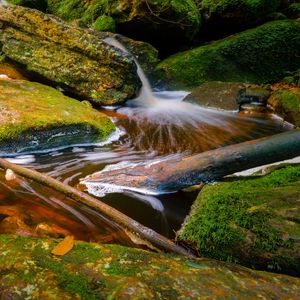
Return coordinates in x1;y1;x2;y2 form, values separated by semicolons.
0;235;299;299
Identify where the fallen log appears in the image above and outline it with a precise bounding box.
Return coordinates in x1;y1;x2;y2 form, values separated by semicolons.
0;158;193;257
83;129;300;193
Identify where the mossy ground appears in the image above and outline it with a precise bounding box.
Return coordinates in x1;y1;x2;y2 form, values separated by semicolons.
0;234;299;299
0;79;115;152
156;19;300;89
179;165;300;275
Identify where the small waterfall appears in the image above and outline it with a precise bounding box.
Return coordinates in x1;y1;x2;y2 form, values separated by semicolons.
0;0;7;5
104;36;158;106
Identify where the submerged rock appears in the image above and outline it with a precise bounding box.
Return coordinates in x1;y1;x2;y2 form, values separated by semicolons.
268;88;300;127
0;79;115;154
0;234;299;299
178;165;300;276
184;81;246;110
156;19;300;89
0;5;141;105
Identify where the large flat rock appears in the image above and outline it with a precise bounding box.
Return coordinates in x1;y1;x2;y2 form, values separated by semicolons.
0;234;299;299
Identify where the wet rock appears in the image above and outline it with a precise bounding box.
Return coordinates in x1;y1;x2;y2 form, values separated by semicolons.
237;86;270;105
0;5;141;105
178;165;300;276
0;216;31;235
0;234;299;299
268;88;300;127
35;222;70;238
0;79;115;154
156;19;300;89
183;81;246;111
0;62;27;80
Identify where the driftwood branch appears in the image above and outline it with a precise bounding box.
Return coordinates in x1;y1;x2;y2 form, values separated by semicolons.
84;129;300;193
0;158;193;257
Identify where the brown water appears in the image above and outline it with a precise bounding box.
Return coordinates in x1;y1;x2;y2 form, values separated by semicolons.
0;88;290;245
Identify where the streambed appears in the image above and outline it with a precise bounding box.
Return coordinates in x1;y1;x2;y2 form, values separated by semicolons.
0;90;291;246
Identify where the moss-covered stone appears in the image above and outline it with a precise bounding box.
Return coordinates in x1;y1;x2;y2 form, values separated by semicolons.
92;15;116;32
268;88;300;127
284;3;300;19
156;19;300;89
0;79;115;153
0;5;140;105
46;0;201;53
200;0;281;28
0;235;299;299
178;165;300;276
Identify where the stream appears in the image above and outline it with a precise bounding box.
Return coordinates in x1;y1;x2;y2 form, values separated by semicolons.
0;37;292;247
0;88;290;246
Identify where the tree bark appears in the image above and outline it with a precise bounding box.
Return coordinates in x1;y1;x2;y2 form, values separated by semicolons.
84;129;300;193
0;158;193;257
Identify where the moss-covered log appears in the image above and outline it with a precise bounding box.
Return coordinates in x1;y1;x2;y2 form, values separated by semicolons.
0;235;299;299
82;130;300;193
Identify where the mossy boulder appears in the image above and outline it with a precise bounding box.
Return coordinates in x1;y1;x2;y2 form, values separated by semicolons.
46;0;201;54
200;0;281;30
284;3;300;19
178;165;300;276
0;5;141;105
156;19;300;89
0;79;115;154
268;88;300;127
0;235;299;299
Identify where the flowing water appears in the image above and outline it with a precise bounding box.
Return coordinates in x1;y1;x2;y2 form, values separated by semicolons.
0;38;292;246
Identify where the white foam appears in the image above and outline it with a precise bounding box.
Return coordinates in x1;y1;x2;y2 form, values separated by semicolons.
0;74;9;79
83;182;161;197
6;155;36;165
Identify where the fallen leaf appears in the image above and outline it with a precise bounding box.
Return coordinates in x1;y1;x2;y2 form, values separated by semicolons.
51;235;74;256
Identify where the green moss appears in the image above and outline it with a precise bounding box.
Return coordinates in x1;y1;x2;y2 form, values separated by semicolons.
284;3;300;19
0;79;115;152
36;257;103;300
268;88;300;127
156;19;300;89
47;0;86;22
92;15;115;32
179;165;300;274
0;235;300;298
202;0;281;25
